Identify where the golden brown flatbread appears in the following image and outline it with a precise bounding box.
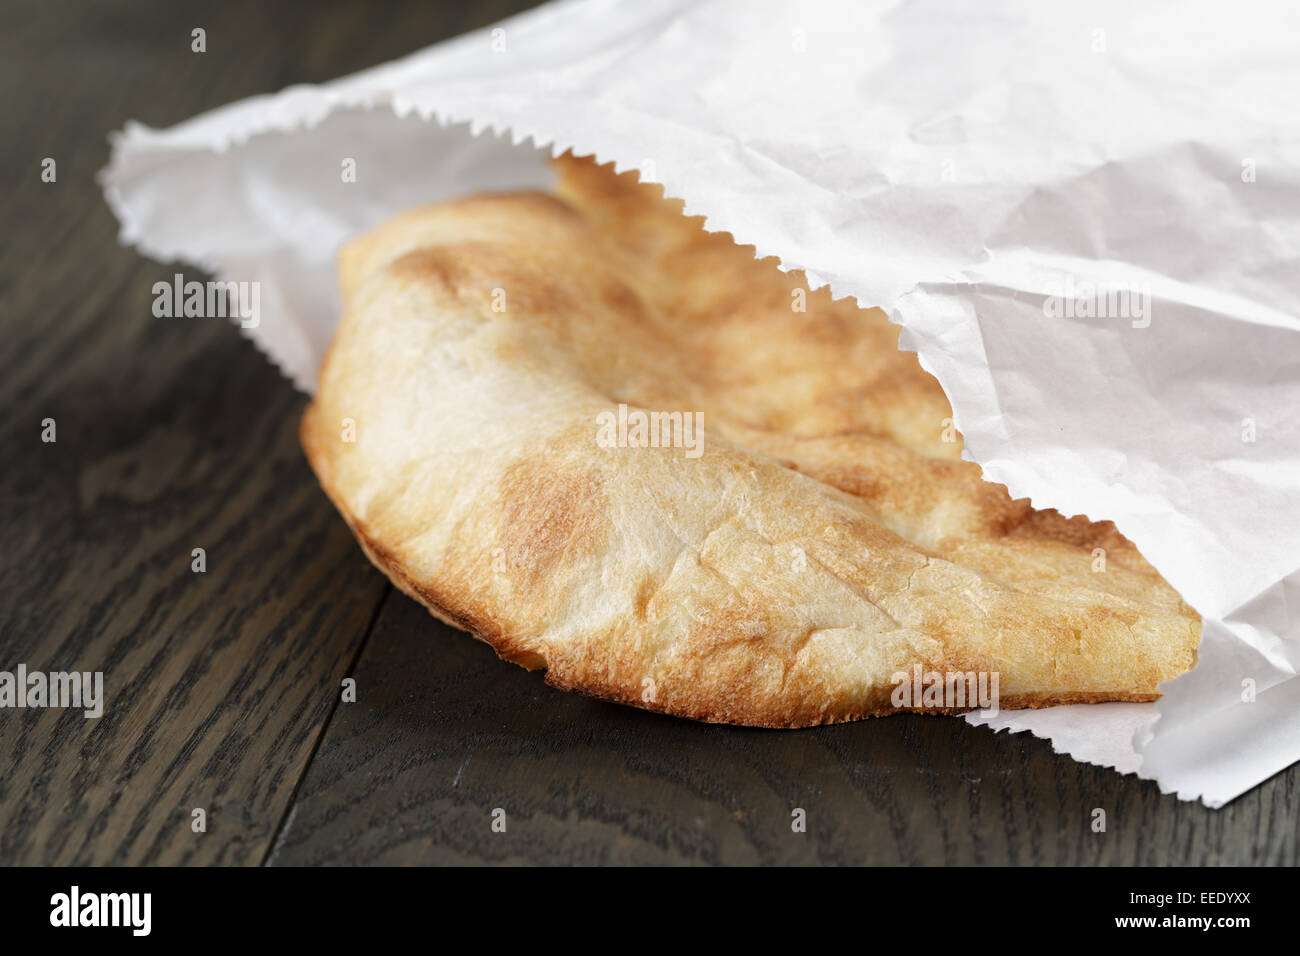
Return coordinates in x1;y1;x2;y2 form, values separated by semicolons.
300;153;1199;727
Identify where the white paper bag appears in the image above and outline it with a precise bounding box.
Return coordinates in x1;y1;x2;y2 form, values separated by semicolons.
101;0;1300;806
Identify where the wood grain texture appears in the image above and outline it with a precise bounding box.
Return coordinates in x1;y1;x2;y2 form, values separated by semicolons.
1;0;1296;867
0;0;539;865
269;592;1299;866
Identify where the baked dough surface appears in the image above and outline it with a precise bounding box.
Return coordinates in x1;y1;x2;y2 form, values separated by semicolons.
301;154;1199;726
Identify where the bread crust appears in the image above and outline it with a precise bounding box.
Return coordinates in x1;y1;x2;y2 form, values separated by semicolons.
300;155;1199;727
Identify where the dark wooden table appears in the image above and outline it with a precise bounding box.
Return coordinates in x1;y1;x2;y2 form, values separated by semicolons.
1;0;1294;866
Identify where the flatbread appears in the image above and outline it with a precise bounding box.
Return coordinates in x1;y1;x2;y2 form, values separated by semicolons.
300;153;1199;727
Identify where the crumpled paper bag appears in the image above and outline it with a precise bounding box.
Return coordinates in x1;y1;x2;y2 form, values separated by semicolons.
101;0;1300;806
